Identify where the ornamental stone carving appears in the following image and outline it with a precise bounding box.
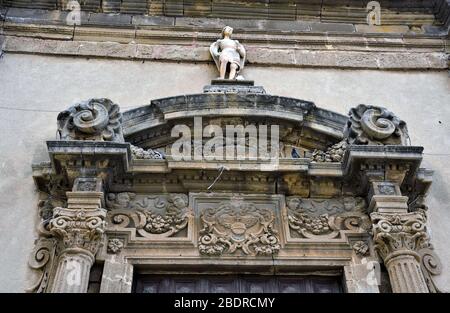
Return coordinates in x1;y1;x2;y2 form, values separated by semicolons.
312;140;347;163
198;201;280;256
418;247;442;293
57;98;124;142
107;238;124;254
352;240;370;256
210;26;246;80
50;208;107;256
371;211;429;260
26;238;57;293
344;104;408;145
130;145;164;159
312;104;408;162
107;193;189;238
286;197;370;239
371;211;431;293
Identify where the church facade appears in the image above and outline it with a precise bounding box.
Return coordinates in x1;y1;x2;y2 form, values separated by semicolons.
0;0;449;293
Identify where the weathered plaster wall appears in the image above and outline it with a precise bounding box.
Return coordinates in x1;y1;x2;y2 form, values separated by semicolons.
0;53;448;292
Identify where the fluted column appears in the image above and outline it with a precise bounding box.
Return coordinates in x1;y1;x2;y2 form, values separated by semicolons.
51;251;95;293
49;178;106;293
369;181;430;293
385;253;428;293
371;211;429;293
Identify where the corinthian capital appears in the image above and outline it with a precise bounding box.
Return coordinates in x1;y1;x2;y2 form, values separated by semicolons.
371;211;429;261
50;207;107;256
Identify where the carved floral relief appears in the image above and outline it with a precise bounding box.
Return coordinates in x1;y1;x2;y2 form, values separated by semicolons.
286;197;370;239
107;193;190;238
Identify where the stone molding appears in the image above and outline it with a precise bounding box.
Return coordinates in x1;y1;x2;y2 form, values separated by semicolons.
0;2;445;27
1;5;448;70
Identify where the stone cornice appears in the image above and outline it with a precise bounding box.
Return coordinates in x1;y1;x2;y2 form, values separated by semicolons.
1;7;448;69
0;1;444;26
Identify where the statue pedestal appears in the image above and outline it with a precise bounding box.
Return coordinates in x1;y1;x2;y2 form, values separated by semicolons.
203;79;266;94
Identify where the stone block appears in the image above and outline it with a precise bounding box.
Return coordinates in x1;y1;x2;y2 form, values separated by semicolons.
355;24;410;34
5;8;69;25
2;22;74;40
100;260;133;293
184;0;212;17
76;41;136;59
74;26;135;43
211;0;269;19
310;22;355;33
132;15;174;26
102;0;121;13
135;44;210;61
87;12;133;26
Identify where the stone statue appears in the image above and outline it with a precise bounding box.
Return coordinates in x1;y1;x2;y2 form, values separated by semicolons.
210;26;246;80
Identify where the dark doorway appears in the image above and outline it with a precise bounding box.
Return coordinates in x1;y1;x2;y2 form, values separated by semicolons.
134;274;343;293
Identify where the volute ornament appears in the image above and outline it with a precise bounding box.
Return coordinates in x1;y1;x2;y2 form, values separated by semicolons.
50;208;107;255
344;104;407;145
418;247;442;293
26;238;57;293
57;98;123;142
371;211;429;261
313;104;408;162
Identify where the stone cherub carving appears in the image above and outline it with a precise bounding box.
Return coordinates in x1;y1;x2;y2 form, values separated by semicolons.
210;26;246;80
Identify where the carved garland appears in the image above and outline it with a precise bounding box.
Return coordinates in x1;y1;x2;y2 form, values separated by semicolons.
107;193;189;238
286;197;370;239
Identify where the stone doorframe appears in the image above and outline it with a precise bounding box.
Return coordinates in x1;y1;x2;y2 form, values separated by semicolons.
28;87;442;293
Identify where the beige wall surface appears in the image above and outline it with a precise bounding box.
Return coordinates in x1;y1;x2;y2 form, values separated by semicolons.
0;53;448;292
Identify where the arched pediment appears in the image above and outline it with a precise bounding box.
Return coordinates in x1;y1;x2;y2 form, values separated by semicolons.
122;83;348;155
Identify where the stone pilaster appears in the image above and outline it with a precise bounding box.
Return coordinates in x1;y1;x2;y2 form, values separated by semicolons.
369;181;430;293
99;259;133;293
49;178;106;293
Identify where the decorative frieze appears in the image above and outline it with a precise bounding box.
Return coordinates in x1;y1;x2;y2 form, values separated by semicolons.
286;196;370;239
107;193;190;238
198;201;280;256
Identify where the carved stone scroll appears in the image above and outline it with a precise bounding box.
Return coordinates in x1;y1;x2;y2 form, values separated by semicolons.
26;238;57;293
57;98;124;142
344;104;408;145
107;193;189;238
198;201;280;256
312;105;409;163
